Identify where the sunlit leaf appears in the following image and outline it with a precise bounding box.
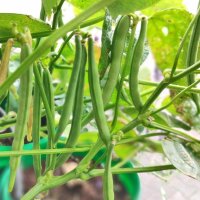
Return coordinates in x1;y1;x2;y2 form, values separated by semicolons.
108;0;161;17
162;138;200;180
0;13;51;42
148;9;192;72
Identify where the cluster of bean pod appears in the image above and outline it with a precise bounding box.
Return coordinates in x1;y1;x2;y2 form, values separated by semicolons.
3;11;148;199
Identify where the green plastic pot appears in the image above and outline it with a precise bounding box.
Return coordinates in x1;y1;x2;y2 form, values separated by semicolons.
0;140;141;200
0;138;48;169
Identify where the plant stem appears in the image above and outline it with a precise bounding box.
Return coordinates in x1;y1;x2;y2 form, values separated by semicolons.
0;147;91;157
139;79;200;94
88;164;175;177
0;0;116;97
152;79;200;114
140;60;200;114
149;122;199;142
52;0;66;30
119;118;142;134
117;132;169;145
0;132;14;139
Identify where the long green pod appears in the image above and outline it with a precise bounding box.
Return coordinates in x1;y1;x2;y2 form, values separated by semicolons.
88;36;111;146
112;16;139;129
103;144;114;200
54;34;82;143
55;42;87;168
9;35;33;191
186;2;200;113
81;15;130;127
0;39;14;104
42;67;55;168
102;15;130;105
32;64;42;178
98;9;112;79
129;17;147;112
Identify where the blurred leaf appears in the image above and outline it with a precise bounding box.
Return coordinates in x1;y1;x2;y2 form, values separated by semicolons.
143;0;185;16
148;9;192;72
114;143;137;159
108;0;161;17
0;13;51;42
162;138;200;180
42;0;61;17
77;132;98;145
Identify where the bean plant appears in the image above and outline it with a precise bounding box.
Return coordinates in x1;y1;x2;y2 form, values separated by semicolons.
0;0;200;199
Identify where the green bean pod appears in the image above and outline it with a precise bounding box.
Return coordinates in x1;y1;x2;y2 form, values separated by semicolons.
9;38;33;191
129;17;147;112
43;66;56;169
88;36;111;146
54;34;82;143
102;15;130;105
0;39;14;104
81;15;130;127
32;64;42;178
112;17;138;130
103;144;114;200
98;9;112;79
55;42;87;168
186;3;200;113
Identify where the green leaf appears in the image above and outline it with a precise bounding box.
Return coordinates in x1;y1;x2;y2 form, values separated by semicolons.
69;0;94;9
0;13;51;42
42;0;61;17
162;138;200;180
108;0;161;17
148;9;192;72
143;0;185;16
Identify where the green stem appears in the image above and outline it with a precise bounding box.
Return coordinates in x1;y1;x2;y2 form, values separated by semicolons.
89;164;175;177
0;132;14;139
117;132;169;145
119;118;142;134
141;60;200;114
152;79;200;114
21;170;78;200
172;61;200;82
49;31;75;71
0;0;116;97
0;147;91;157
139;79;200;94
52;0;65;30
80;15;104;28
149;122;199;142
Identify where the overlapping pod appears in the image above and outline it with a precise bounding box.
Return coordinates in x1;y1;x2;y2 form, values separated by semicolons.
102;15;130;105
129;17;147;112
54;34;82;143
32;64;42;178
81;15;130;127
186;3;200;113
112;15;139;129
9;30;33;191
88;36;111;146
55;41;87;168
43;67;55;167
